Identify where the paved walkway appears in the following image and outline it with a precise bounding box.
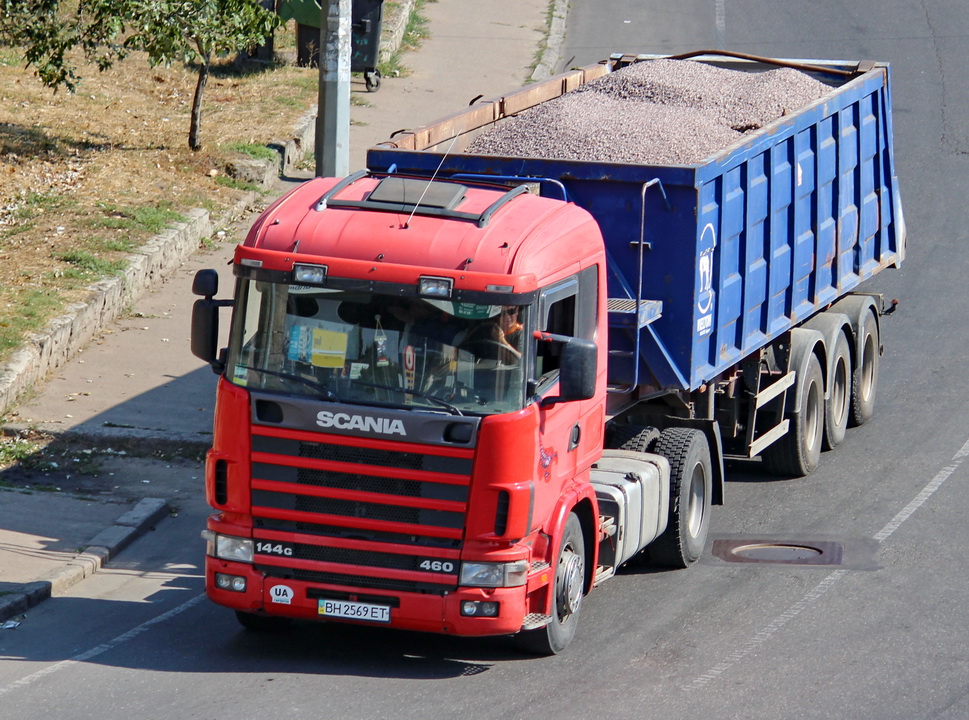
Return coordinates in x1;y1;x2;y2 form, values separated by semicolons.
0;0;556;623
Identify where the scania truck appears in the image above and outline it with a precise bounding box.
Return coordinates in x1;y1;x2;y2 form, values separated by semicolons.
191;52;905;654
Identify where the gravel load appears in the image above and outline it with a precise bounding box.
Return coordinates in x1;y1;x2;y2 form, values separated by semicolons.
466;60;834;164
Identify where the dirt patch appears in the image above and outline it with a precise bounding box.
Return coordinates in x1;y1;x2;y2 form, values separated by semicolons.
0;24;318;361
0;429;204;504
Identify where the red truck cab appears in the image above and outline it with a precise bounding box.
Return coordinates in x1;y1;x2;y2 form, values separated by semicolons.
193;172;608;653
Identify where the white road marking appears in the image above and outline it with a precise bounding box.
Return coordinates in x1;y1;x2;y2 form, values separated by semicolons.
684;433;969;690
716;0;727;49
0;593;205;697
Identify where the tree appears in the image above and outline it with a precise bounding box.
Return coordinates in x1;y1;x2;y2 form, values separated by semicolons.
0;0;126;90
0;0;279;151
122;1;280;150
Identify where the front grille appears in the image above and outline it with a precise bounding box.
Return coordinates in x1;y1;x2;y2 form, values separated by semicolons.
254;516;461;549
250;428;472;594
256;565;453;596
291;543;418;570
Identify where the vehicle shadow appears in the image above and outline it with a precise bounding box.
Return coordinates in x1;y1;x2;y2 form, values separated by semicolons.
0;588;541;682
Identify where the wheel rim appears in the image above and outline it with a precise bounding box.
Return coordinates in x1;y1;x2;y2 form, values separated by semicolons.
860;333;876;403
556;547;584;621
686;463;706;538
832;355;849;422
805;376;822;451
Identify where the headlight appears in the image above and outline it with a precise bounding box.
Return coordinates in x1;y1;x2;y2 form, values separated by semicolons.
459;560;528;588
210;534;254;563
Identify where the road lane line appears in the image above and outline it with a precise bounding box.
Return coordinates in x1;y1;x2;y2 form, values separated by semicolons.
684;433;969;691
0;593;205;698
716;0;726;49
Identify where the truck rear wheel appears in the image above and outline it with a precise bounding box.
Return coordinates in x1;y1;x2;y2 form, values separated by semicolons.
649;428;712;568
517;513;585;655
850;310;879;427
764;352;824;476
823;330;851;450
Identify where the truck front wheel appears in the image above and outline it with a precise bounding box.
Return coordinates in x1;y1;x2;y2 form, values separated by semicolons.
517;513;585;655
649;428;712;568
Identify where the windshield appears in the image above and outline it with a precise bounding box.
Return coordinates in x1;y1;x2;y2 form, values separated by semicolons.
226;279;528;415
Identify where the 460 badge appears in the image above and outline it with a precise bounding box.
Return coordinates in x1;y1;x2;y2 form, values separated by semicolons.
418;558;456;573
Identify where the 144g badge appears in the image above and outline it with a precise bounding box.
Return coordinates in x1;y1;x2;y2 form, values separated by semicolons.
256;541;294;557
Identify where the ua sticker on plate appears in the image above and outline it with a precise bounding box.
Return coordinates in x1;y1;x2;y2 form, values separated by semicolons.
270;585;294;605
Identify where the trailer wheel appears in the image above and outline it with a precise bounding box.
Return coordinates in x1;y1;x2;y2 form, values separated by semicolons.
850;310;879;427
764;352;824;476
517;513;585;655
235;610;292;633
606;424;660;452
823;330;851;450
649;428;712;568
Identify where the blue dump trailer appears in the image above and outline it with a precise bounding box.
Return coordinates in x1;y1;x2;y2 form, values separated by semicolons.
367;52;905;479
188;52;906;653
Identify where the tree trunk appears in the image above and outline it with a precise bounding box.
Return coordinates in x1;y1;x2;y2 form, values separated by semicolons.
189;51;211;151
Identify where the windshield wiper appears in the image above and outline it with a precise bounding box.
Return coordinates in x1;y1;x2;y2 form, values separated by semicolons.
350;380;463;416
239;366;339;402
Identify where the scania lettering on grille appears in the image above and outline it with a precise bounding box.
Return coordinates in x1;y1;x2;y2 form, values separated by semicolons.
316;411;407;436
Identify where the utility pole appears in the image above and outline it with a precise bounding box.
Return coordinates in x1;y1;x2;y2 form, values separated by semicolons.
315;0;351;177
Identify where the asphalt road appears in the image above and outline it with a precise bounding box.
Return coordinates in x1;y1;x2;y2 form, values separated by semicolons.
2;2;967;719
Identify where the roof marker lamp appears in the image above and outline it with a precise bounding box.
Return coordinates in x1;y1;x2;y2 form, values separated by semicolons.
419;276;453;299
293;263;327;285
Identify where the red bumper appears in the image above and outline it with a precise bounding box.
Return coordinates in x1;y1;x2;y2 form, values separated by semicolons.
205;556;529;637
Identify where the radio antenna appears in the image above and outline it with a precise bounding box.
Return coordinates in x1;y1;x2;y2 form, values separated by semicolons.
404;132;461;229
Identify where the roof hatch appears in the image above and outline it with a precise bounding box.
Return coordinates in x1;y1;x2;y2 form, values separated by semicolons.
314;170;529;228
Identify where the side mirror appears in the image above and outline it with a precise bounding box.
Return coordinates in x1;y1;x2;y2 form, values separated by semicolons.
192;268;219;297
539;336;598;406
191;269;231;373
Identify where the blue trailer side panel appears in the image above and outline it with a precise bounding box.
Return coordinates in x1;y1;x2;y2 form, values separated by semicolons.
367;58;904;394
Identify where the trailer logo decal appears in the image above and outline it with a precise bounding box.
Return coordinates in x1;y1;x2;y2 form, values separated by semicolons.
697;223;717;337
316;411;407;436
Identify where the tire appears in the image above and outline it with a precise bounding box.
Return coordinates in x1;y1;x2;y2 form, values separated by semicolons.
235;610;292;633
849;310;879;427
649;428;712;568
517;513;585;655
823;330;851;450
606;423;660;453
764;352;824;477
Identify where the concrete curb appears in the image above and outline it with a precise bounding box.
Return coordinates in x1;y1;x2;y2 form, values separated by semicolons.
0;210;214;420
531;0;570;81
0;497;169;623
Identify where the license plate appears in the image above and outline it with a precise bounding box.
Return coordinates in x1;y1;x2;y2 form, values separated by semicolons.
318;598;391;623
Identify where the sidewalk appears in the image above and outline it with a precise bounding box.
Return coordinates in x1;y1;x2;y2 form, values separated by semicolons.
0;0;561;624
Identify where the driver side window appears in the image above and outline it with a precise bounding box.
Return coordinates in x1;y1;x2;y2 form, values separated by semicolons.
534;266;597;390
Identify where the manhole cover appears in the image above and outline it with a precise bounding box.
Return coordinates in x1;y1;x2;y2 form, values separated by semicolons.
712;539;843;565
